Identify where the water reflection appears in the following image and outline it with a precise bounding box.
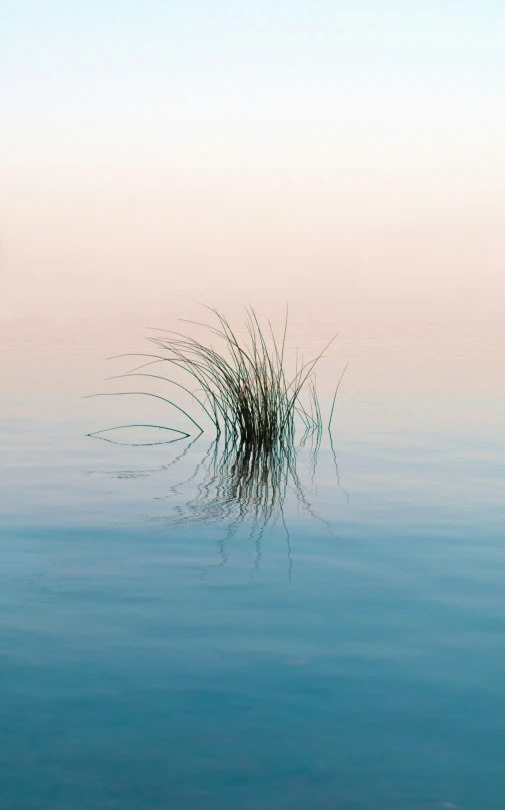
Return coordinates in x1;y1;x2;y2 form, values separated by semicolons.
88;420;345;578
173;438;301;526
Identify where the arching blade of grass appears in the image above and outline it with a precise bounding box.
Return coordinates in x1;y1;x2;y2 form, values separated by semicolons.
87;424;190;445
104;373;217;428
84;391;204;435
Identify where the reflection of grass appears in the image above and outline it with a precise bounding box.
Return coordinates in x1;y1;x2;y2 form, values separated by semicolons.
164;428;349;581
173;437;297;529
169;436;325;579
104;305;338;447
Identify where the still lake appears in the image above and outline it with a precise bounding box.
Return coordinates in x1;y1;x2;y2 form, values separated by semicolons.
1;313;504;810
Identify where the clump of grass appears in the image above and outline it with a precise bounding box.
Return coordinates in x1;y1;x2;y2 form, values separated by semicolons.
111;305;337;447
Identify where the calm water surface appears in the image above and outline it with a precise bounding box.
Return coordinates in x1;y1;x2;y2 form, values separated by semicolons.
1;316;504;810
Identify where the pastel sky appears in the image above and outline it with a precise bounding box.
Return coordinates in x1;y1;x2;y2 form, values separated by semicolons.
2;1;505;325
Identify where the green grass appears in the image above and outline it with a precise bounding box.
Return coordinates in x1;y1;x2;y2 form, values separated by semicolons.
87;304;347;459
107;305;338;448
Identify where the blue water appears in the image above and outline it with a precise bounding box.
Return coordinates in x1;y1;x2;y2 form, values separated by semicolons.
2;321;505;810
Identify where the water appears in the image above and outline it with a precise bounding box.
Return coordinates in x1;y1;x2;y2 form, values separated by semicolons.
1;314;505;810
